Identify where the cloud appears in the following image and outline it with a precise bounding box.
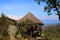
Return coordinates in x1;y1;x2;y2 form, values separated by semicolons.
39;15;58;21
7;15;22;20
39;15;59;24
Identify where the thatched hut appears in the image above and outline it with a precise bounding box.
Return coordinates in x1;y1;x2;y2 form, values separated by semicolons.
17;12;43;25
17;12;43;37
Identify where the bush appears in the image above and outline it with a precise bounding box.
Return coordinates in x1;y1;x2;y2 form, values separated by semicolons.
44;25;60;40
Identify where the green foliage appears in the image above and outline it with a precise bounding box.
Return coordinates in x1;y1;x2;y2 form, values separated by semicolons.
34;0;60;20
44;25;60;40
0;13;7;35
17;19;36;35
1;36;10;40
17;19;32;34
0;13;16;35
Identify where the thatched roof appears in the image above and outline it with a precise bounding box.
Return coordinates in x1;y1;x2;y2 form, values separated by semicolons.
17;12;43;25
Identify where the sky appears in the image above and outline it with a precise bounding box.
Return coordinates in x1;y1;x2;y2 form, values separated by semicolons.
0;0;59;24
